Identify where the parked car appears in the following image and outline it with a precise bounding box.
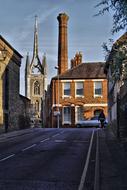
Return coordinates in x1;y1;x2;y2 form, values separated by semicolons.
76;116;108;128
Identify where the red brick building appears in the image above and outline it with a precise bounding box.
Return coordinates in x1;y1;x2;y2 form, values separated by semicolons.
49;59;107;128
46;13;108;128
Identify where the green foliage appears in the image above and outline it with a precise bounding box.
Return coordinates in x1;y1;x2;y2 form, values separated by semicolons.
95;0;127;34
111;50;126;80
102;38;127;81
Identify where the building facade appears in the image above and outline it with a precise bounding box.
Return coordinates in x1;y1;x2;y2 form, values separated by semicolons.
50;60;107;128
47;12;107;128
25;16;47;127
0;35;30;132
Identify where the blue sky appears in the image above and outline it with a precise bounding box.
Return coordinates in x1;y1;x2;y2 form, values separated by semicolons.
0;0;125;95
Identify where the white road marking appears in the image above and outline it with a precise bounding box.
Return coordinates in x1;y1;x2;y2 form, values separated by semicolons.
78;130;95;190
94;129;100;190
52;133;60;138
40;138;50;143
0;154;15;162
54;140;66;143
22;144;36;151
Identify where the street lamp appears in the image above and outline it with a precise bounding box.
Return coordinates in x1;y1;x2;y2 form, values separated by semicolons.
55;66;60;128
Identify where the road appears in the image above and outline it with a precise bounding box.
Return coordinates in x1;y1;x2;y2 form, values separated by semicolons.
0;128;98;190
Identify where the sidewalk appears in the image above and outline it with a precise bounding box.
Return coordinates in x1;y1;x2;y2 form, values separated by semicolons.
98;128;127;190
0;128;37;141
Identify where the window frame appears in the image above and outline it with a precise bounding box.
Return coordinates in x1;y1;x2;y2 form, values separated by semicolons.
94;81;103;97
75;81;84;97
35;100;39;112
33;81;40;95
63;82;71;98
75;106;84;123
62;106;71;124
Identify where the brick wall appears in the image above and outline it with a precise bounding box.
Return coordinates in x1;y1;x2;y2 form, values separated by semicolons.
50;78;108;128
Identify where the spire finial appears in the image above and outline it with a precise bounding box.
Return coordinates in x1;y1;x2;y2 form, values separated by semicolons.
35;15;38;30
33;15;38;57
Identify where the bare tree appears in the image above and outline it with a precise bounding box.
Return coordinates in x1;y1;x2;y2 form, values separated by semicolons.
95;0;127;34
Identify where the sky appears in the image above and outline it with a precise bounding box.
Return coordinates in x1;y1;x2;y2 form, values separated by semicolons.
0;0;125;95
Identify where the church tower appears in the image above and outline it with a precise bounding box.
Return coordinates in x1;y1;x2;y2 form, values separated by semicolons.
25;16;47;125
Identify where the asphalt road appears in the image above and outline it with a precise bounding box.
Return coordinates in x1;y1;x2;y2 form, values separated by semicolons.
0;128;97;190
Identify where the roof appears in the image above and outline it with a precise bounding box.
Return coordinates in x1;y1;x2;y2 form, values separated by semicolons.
109;32;127;61
104;32;127;73
52;62;106;80
0;35;23;58
19;94;30;101
115;32;127;47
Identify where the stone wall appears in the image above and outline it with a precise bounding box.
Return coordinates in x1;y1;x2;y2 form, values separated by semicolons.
119;85;127;139
18;95;31;129
0;35;30;132
7;60;20;130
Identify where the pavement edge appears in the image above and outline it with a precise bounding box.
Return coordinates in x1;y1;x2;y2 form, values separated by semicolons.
94;129;100;190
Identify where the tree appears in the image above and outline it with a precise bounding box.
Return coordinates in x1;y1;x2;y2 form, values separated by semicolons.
95;0;127;34
95;1;127;81
104;35;127;82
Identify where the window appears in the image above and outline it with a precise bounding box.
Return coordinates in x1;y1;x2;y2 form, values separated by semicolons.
76;106;84;121
94;81;102;96
34;81;40;95
63;82;71;97
76;82;84;96
35;100;39;112
63;107;71;123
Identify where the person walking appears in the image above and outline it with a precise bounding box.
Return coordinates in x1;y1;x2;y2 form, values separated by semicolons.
98;110;106;128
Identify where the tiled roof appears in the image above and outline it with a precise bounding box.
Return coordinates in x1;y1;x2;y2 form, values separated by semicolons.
53;62;106;80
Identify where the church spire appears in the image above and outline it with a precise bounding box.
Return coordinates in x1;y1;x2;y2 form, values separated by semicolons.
33;15;38;57
30;15;42;74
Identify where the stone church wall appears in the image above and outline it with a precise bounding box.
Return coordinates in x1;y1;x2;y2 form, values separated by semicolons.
18;95;31;129
7;60;20;130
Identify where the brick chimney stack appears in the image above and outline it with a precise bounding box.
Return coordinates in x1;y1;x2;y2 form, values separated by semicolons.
71;52;82;68
57;13;69;74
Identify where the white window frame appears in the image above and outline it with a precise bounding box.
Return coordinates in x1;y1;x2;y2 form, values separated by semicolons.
62;82;71;98
62;106;71;124
75;81;84;97
75;106;84;123
94;81;103;97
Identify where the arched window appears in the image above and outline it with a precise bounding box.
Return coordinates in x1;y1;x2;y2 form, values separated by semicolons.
34;81;40;95
35;100;39;112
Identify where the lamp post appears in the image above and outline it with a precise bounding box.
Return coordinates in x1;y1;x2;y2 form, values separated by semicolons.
55;66;60;128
